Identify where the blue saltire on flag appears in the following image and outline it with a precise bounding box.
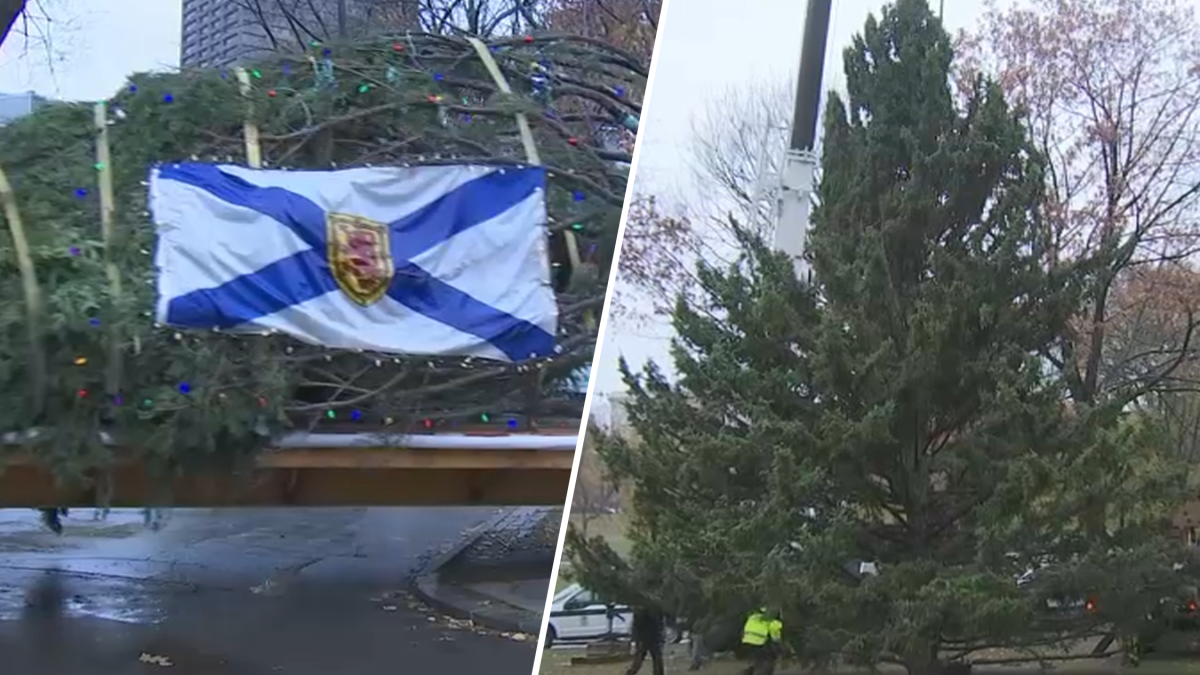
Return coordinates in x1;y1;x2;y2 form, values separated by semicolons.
150;162;557;362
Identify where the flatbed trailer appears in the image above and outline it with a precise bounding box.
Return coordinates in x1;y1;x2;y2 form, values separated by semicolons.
0;430;578;507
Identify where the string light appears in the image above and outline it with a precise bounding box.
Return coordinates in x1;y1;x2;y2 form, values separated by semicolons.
40;34;616;439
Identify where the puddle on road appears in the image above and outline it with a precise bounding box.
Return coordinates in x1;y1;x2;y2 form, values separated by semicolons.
0;569;169;625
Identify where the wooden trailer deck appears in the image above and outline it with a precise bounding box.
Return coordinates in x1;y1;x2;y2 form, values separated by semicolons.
0;430;579;507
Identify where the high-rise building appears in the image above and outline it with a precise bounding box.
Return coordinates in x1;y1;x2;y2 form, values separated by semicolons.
0;91;47;126
180;0;390;68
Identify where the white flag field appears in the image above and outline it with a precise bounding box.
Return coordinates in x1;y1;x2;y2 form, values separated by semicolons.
149;162;557;362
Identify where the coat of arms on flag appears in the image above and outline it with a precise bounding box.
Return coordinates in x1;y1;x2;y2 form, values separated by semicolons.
326;212;395;307
149;162;557;362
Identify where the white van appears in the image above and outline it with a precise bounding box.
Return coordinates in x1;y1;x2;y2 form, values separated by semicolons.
544;583;632;648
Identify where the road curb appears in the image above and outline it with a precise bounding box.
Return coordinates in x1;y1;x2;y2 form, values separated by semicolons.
418;508;514;574
409;509;546;636
411;571;544;635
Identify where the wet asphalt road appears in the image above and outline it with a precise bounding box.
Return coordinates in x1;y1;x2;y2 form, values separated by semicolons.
0;507;541;674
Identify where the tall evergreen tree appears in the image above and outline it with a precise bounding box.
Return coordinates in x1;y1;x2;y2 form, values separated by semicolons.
570;0;1195;671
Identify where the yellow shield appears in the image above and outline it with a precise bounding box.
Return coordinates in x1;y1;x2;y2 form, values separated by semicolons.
326;212;395;306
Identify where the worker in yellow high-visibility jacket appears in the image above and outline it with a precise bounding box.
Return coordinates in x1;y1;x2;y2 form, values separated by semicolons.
740;607;783;675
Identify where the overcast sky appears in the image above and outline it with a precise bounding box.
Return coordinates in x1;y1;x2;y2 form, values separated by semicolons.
590;0;1008;420
0;0;180;101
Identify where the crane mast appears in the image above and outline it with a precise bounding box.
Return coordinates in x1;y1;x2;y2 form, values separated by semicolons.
773;0;832;281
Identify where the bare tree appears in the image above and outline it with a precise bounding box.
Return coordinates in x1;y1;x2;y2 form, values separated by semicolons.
1116;264;1200;460
958;0;1200;408
609;195;697;319
571;428;619;536
238;0;550;46
543;0;660;62
610;79;795;321
0;0;78;93
412;0;542;36
688;80;792;236
686;79;794;262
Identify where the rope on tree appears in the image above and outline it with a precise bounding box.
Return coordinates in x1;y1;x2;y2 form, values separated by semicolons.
0;31;644;480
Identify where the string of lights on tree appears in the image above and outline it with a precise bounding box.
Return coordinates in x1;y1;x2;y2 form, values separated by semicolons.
0;31;643;474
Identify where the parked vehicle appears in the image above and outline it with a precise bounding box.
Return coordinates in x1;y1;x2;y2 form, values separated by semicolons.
544;583;632;648
1136;589;1200;656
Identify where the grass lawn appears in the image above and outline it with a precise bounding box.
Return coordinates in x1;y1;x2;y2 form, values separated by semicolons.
538;644;720;675
569;513;632;557
536;643;1200;675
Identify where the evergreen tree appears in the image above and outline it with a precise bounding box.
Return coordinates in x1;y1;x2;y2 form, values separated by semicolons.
569;0;1196;671
0;33;645;480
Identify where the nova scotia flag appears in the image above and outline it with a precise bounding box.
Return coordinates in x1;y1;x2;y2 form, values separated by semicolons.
150;163;557;362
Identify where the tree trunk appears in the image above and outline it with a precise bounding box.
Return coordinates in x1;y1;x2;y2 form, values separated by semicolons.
904;644;970;675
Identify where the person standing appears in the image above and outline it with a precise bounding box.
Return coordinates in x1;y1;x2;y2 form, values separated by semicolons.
625;604;667;675
740;607;784;675
38;507;67;534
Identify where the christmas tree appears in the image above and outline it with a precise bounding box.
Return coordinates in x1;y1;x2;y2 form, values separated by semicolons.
0;32;644;481
569;0;1195;671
